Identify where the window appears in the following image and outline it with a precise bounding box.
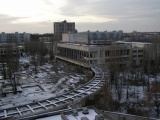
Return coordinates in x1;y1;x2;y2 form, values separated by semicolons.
120;50;123;55
133;55;137;57
133;50;137;53
127;49;130;55
138;50;143;53
138;55;143;57
105;50;109;56
116;50;119;56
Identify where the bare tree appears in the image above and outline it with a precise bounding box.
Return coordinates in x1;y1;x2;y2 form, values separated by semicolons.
38;41;48;65
31;55;38;74
3;42;20;94
147;81;160;117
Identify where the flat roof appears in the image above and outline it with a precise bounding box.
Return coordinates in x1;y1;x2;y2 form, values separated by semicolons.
36;109;99;120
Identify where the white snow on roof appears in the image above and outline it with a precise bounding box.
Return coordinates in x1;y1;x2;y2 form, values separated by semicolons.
35;109;98;120
116;41;150;45
36;114;61;120
74;109;98;120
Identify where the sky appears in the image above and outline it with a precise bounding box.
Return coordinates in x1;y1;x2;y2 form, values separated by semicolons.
0;0;160;34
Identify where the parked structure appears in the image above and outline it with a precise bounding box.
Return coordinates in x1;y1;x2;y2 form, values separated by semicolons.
0;32;30;43
54;20;76;41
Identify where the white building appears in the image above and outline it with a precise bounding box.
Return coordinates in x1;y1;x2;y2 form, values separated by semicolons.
0;32;30;43
62;30;123;44
56;32;160;68
56;43;131;68
55;31;160;69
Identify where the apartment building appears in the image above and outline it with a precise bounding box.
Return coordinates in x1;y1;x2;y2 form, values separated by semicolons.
123;31;160;42
54;20;76;41
0;32;30;43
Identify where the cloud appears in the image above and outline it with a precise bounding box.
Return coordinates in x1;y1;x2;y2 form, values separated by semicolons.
76;18;160;32
58;0;160;32
0;14;53;33
60;0;160;20
0;14;18;23
0;0;160;33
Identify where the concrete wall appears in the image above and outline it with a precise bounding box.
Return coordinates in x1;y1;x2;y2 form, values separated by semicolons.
104;111;156;120
56;43;131;68
62;33;88;43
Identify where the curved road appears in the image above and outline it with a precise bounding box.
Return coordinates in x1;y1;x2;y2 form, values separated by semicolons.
0;66;109;119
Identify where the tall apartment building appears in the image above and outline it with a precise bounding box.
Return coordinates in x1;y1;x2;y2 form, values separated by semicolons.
54;20;76;41
0;32;30;43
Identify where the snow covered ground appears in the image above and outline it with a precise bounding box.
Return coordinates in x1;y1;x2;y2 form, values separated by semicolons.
109;72;160;118
0;57;89;109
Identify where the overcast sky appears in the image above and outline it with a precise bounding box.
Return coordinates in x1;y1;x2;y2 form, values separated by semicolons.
0;0;160;34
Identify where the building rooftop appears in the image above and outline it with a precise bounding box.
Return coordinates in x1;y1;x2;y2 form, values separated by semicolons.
17;106;110;120
35;107;109;120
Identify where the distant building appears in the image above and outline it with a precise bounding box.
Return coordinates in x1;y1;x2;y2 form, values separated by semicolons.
0;32;30;43
39;37;52;42
54;20;76;41
62;30;123;44
87;30;123;42
123;31;160;42
0;43;24;58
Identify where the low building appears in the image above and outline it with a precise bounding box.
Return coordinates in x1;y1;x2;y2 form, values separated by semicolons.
56;42;131;68
56;32;160;69
0;43;25;58
56;32;130;68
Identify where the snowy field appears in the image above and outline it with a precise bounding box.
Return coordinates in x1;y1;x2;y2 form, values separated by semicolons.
0;57;89;109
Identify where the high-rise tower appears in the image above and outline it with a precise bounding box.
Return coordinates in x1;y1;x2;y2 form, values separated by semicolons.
53;20;75;41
